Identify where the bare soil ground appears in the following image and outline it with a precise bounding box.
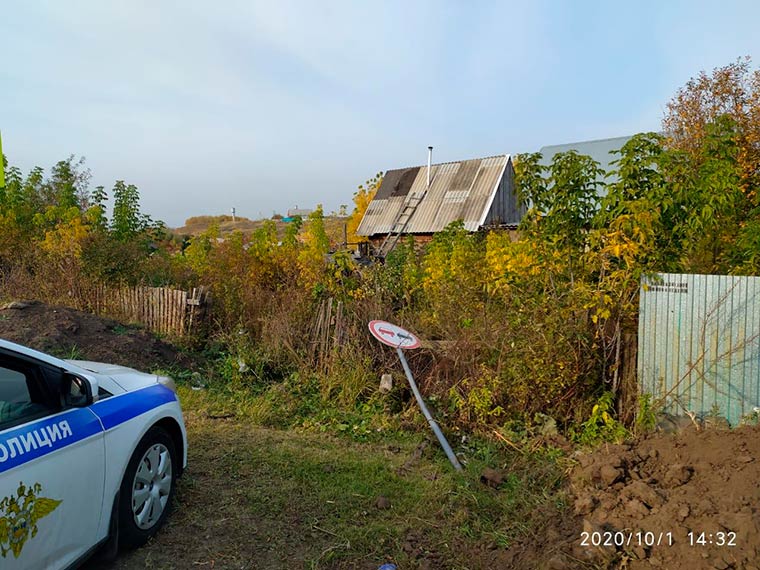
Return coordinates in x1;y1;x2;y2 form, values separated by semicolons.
534;426;760;569
3;302;759;569
0;301;199;372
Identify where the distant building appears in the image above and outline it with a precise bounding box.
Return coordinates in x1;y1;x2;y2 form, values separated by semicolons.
358;137;633;257
357;154;520;257
287;206;313;218
539;135;632;187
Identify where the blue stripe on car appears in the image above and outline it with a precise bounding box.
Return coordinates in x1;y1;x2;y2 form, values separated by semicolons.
90;384;177;430
0;384;177;474
0;407;102;473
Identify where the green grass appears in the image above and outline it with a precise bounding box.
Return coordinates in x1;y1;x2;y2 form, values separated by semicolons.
135;385;571;569
48;344;85;360
110;323;139;335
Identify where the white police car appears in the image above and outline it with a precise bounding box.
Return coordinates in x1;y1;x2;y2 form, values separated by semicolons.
0;338;187;569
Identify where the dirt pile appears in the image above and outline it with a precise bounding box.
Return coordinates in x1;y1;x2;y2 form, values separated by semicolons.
0;301;199;372
537;425;760;569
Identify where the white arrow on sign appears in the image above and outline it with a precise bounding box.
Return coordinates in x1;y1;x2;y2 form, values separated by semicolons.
368;320;421;349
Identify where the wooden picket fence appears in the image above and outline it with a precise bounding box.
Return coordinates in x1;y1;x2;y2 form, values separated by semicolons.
89;284;209;337
308;297;348;370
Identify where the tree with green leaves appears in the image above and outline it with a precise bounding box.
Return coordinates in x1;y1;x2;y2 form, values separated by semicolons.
516;150;604;254
85;186;108;231
43;156;90;211
111;180;149;241
661;115;744;273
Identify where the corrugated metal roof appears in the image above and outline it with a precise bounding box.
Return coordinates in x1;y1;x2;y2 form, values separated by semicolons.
357;155;509;237
538;135;632;185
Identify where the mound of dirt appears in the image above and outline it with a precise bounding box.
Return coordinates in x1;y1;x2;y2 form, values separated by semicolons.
0;301;199;373
526;426;760;569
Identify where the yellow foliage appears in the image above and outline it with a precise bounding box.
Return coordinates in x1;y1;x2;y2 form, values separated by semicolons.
41;211;89;259
346;173;381;246
485;232;541;293
297;205;330;289
421;223;485;302
663;58;760;197
183;223;219;276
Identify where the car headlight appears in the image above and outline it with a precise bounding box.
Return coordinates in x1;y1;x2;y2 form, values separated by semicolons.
157;375;177;392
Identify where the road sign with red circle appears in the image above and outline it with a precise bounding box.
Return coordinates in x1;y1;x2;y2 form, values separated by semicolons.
368;320;421;349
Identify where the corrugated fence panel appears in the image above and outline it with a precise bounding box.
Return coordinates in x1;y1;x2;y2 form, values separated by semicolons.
639;272;760;425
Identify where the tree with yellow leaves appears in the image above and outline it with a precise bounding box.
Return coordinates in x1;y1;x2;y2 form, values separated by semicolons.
664;57;760;199
345;173;382;248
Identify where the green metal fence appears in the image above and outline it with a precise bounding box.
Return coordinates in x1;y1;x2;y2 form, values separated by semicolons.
638;272;760;425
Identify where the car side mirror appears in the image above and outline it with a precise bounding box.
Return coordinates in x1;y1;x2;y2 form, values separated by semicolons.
62;373;94;407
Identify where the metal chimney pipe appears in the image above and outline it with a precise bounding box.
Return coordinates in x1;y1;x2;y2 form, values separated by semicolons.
427;146;433;188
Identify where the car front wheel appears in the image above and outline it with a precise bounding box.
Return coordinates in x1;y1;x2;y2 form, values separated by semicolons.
118;425;178;549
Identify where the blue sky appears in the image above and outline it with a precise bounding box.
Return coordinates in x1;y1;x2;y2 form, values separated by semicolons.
2;1;759;227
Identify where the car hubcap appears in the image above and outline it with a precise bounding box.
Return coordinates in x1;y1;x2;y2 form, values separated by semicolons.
132;443;172;530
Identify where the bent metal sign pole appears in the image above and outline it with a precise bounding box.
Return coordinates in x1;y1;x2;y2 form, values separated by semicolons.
368;320;463;471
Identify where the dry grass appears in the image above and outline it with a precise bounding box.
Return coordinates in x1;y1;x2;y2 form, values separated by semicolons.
171;215;281;237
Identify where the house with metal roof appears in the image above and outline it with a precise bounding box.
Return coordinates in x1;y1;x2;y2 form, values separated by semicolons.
358;136;633;257
287;206;313;218
357;153;522;257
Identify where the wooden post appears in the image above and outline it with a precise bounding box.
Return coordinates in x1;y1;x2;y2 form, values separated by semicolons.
618;331;639;425
172;289;180;336
187;288;197;334
167;289;174;336
180;290;188;336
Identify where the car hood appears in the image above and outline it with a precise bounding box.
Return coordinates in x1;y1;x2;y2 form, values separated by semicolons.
67;360;160;392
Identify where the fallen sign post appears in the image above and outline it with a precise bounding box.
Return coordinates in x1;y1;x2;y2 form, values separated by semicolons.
368;320;463;471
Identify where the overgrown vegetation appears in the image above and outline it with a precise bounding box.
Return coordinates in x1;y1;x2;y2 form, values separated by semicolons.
3;59;760;448
108;385;567;569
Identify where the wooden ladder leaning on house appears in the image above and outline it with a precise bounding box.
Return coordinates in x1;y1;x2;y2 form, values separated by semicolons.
377;191;425;258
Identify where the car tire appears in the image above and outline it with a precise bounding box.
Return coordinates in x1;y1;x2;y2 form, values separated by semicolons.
118;425;178;549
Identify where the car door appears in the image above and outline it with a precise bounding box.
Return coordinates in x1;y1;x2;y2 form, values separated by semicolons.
0;350;106;569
